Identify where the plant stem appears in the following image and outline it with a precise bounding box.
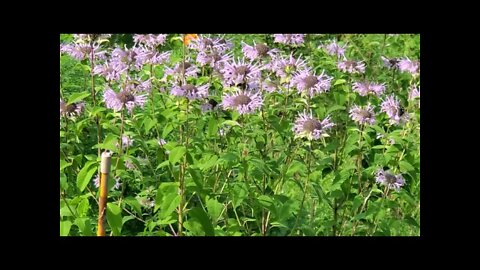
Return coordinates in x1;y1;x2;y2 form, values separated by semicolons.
61;191;77;219
371;185;389;235
90;42;102;159
290;143;312;236
356;124;365;194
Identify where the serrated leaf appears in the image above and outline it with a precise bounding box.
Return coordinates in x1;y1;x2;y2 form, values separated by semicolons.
231;183;248;208
160;193;180;219
75;217;93;236
162;124;174;138
67;91;90;104
334;79;346;86
122;216;135;225
286;160;307;177
143;116;157;133
106;203;122;236
188;207;215;236
76;161;97;192
206;197;224;223
124;197;142;216
221;120;241;127
220;152;239;164
156;160;170;170
207;117;218;137
326;105;346;115
399;160;415;173
169;146;186;164
60;220;72;236
60;159;72;171
76;197;90;217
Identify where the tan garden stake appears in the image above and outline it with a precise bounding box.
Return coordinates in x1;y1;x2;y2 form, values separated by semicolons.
97;151;111;236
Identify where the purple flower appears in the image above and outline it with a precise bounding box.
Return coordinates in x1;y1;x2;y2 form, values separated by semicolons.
338;60;366;74
290;69;333;96
349;104;376;125
60;99;85;118
60;43;106;61
323;41;346;58
375;169;405;191
93;61;127;82
201;102;213;112
293;110;335;140
116;135;133;149
170;83;210;100
103;86;147;113
124;160;135;170
380;95;409;125
270;53;307;79
398;57;419;75
221;90;263;114
189;36;232;54
93;175;100;188
408;86;420;101
135;48;171;66
352;81;386;97
273;34;305;45
164;61;200;81
262;80;279;93
133;34;167;48
110;46;143;71
242;42;278;60
158;138;167;147
381;56;400;69
196;51;232;70
220;59;263;86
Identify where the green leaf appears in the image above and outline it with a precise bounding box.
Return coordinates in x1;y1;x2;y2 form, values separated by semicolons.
160;193;181;219
206;197;224;223
207;117;218;137
60;220;72;236
169;146;186;164
326;105;346;115
162;124;174;138
67;91;90;104
92;133;118;153
221;120;241;127
155;182;179;212
76;197;90;217
76;161;97;192
122;216;135;225
60;159;72;171
220;152;239;165
90;106;106;117
106;203;123;236
286;160;307;177
124;197;142;216
60;173;67;190
372;145;387;149
189;207;215;236
399;160;415;173
156;160;170;170
75;217;93;236
198;154;218;171
231;183;248;208
257;195;276;214
334;79;346;86
143;116;157;133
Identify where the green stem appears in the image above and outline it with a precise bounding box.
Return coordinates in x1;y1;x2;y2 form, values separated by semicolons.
290;143;312;236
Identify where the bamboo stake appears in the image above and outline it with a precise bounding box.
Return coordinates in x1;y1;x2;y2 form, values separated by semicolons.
97;151;112;236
